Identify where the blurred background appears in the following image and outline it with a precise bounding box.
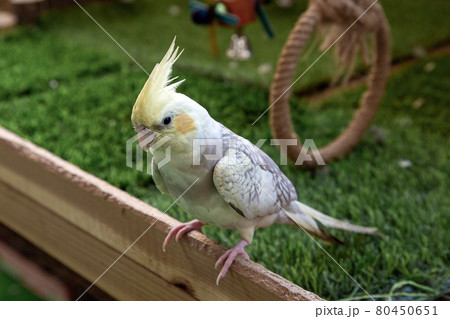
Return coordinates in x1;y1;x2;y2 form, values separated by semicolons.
0;0;449;300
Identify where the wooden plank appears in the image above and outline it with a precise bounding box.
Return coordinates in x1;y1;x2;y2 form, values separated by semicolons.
0;126;322;300
0;182;196;300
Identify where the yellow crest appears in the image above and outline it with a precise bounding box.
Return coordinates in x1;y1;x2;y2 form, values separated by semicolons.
131;38;184;126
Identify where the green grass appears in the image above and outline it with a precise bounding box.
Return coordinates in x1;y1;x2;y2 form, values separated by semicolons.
0;1;449;300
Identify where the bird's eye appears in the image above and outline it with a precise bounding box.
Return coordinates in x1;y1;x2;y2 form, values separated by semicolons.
162;115;172;126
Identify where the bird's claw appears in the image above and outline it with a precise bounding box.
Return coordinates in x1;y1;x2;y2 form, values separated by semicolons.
163;224;250;286
215;240;249;285
216;273;224;286
162;220;204;252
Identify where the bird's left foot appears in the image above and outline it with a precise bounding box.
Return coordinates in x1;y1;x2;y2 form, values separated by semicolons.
162;219;205;252
215;240;250;285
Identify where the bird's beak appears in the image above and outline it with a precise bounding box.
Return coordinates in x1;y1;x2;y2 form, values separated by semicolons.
138;128;157;152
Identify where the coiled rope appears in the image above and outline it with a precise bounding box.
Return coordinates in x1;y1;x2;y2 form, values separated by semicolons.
269;0;391;168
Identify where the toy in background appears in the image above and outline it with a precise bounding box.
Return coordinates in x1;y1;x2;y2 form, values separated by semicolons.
189;0;274;60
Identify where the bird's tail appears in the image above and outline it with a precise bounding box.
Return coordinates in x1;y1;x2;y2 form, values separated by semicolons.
282;201;381;245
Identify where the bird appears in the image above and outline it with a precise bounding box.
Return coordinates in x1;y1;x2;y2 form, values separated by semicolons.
131;39;380;285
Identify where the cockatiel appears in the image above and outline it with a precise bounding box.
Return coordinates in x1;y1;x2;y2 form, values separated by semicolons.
131;39;379;285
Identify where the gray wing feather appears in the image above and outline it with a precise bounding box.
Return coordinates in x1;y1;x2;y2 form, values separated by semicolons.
213;125;297;220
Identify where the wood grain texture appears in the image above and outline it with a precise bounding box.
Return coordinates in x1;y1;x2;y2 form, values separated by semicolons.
0;126;322;300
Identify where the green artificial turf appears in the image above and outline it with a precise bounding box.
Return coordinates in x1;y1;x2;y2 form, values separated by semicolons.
0;1;449;300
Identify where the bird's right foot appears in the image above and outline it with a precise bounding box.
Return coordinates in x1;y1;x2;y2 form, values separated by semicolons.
162;219;205;252
215;239;250;285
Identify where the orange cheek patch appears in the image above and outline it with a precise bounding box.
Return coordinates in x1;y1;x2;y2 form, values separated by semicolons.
174;113;196;135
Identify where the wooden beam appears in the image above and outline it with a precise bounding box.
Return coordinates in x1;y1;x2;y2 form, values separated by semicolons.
0;126;322;300
0;182;197;300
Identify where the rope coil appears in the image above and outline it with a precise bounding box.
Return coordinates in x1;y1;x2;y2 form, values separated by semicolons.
269;0;391;168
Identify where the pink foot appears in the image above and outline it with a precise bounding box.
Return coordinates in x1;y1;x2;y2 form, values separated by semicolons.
215;240;250;285
162;219;204;252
